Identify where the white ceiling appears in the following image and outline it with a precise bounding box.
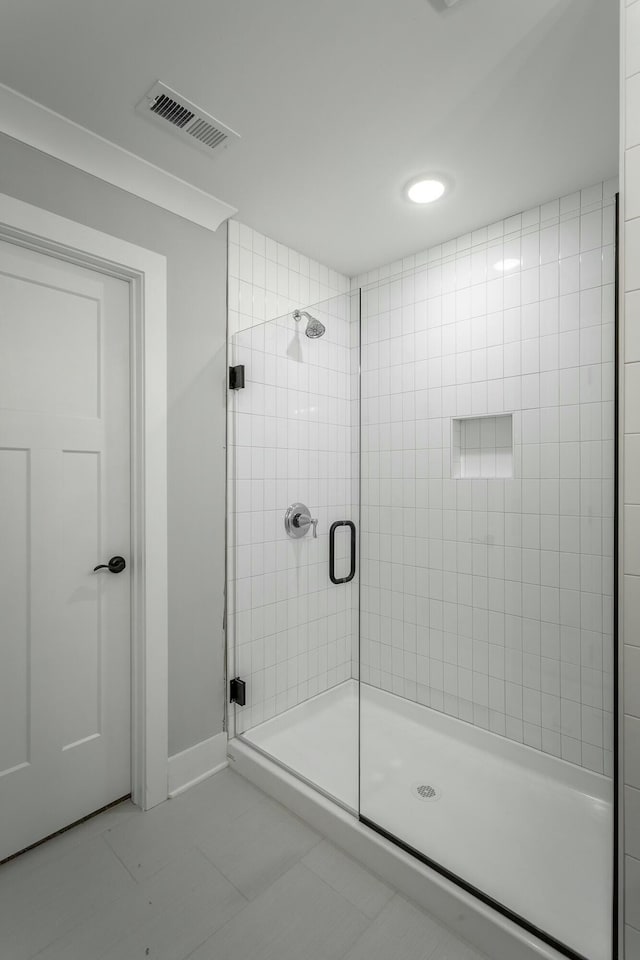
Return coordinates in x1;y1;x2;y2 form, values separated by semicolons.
0;0;618;277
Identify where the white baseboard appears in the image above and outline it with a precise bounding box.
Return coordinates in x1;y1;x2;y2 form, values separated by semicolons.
168;731;228;798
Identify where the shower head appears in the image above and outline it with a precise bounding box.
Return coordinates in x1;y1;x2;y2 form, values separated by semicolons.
293;309;326;339
304;315;326;339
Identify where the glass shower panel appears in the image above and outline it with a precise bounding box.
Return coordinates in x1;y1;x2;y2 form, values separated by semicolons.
358;190;615;960
227;291;360;809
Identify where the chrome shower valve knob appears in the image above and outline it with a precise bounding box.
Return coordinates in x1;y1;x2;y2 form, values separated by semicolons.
284;502;318;539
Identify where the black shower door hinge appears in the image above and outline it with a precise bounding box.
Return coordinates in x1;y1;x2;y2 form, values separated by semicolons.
229;365;245;390
229;677;247;706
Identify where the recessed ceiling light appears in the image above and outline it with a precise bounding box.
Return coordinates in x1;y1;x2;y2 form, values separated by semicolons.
494;258;521;272
406;178;446;205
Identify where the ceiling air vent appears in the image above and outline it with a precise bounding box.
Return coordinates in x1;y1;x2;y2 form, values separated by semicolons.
136;81;240;156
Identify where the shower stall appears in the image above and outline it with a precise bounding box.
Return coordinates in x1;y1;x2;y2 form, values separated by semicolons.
226;182;616;960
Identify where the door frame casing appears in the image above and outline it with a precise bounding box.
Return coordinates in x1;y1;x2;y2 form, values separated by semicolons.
0;191;168;811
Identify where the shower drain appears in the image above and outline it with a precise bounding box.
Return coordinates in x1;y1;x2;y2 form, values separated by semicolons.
412;782;441;802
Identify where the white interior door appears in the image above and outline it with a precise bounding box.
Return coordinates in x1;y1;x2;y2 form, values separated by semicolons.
0;239;131;861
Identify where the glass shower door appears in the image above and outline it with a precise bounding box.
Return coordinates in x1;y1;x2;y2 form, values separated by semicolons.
358;185;615;960
227;291;360;809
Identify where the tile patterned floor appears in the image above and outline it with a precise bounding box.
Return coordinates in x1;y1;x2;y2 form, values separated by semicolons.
0;767;489;960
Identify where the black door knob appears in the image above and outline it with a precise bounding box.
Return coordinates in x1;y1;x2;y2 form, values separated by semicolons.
93;556;126;574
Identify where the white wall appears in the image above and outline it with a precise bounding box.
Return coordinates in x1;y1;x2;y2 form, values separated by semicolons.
621;1;640;955
355;180;617;774
227;223;356;732
0;133;228;758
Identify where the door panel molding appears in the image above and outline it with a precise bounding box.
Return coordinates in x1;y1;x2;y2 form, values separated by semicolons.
0;191;168;811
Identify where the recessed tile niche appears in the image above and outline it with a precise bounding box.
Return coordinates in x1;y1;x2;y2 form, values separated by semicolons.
451;414;513;479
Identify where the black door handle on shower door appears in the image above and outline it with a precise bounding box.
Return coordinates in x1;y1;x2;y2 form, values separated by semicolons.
329;521;356;585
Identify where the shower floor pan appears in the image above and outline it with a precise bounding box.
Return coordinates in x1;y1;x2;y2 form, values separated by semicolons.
240;680;612;960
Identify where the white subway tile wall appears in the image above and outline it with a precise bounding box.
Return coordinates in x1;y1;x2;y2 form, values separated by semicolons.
623;1;640;953
228;220;350;336
227;222;357;732
355;180;617;775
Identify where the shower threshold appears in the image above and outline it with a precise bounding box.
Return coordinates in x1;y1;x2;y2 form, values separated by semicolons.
239;680;612;960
